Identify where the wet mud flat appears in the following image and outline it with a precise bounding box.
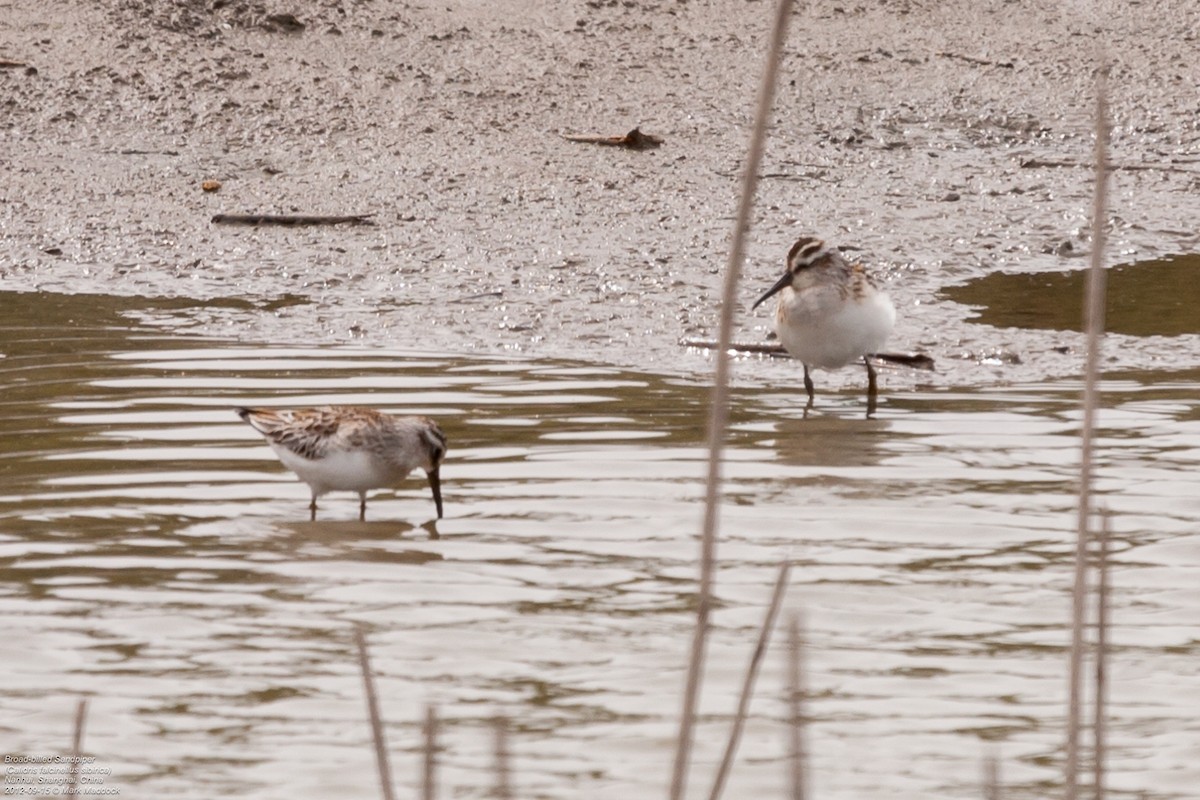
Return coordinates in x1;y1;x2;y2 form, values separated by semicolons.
2;0;1199;386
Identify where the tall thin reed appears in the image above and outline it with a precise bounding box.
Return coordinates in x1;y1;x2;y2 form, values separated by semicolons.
707;560;792;800
669;0;795;796
423;704;439;800
1064;69;1110;800
786;615;807;800
983;750;1000;800
493;714;513;800
66;698;88;798
355;625;397;800
1093;511;1111;800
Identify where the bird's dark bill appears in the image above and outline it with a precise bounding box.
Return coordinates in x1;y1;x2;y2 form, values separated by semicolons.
751;270;793;311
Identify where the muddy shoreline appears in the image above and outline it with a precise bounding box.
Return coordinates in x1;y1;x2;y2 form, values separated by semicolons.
3;0;1198;388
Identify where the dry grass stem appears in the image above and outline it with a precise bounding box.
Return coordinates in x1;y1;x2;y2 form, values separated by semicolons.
423;705;439;800
785;614;808;800
983;750;1000;800
1094;511;1111;800
707;560;792;800
1065;69;1110;800
355;625;397;800
493;715;513;800
669;0;796;797
66;698;88;798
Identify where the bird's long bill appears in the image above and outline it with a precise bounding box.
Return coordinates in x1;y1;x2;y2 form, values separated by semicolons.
751;270;792;311
427;467;444;519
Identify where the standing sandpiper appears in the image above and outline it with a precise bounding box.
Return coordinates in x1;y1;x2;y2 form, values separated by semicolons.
752;236;897;415
236;406;447;520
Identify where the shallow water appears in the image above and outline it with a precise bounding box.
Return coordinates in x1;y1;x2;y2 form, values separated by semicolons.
2;290;1198;799
941;254;1200;337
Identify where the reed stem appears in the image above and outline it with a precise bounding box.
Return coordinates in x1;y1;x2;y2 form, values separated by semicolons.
1093;511;1111;800
1064;69;1109;800
354;625;397;800
493;714;513;800
707;560;792;800
423;705;439;800
669;0;795;796
786;615;807;800
66;698;88;798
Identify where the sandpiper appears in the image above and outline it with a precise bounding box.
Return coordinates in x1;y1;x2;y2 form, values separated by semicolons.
752;236;896;414
235;406;446;520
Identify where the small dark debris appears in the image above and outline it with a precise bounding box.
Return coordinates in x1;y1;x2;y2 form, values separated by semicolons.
212;213;375;227
263;13;305;33
562;127;664;151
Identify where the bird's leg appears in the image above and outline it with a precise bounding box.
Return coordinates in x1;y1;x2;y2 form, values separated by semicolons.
802;364;816;417
864;355;878;418
309;496;318;521
359;492;367;522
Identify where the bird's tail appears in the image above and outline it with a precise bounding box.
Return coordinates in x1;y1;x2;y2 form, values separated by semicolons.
234;406;287;434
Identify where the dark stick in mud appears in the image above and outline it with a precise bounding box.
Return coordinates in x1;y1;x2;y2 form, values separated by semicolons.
561;127;664;150
669;0;795;798
212;213;376;226
682;338;935;370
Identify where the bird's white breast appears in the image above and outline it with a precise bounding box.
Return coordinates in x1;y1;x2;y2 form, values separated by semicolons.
269;443;405;495
776;286;896;369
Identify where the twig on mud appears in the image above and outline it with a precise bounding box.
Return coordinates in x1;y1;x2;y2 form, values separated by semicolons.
872;352;936;370
355;625;397;800
562;127;664;150
681;338;935;370
0;58;29;69
706;560;791;800
1064;67;1110;800
669;0;795;797
681;338;791;357
1020;158;1192;173
212;213;376;226
936;51;1014;69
